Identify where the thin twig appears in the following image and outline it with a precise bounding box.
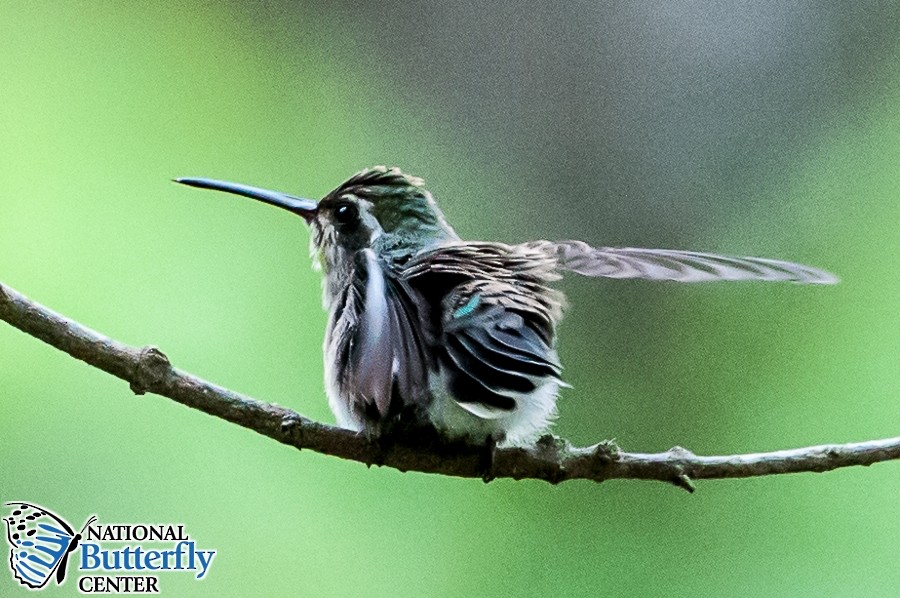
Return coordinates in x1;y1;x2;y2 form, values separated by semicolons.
1;281;897;492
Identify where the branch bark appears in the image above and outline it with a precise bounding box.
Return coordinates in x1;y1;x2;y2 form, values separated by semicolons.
1;280;897;492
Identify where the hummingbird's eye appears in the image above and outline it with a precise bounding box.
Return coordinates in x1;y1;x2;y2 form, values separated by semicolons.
333;202;359;225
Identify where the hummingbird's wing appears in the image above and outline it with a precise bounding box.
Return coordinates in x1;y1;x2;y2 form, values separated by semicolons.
545;241;838;284
402;243;565;421
401;241;565;327
330;249;430;422
438;281;563;420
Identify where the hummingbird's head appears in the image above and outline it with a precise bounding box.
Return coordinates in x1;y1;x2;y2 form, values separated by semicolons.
176;166;458;284
313;165;457;254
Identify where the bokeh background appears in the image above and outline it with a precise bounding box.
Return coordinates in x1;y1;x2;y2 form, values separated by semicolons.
2;2;899;596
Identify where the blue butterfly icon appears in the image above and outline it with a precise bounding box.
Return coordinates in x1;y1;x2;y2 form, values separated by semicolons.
3;502;96;589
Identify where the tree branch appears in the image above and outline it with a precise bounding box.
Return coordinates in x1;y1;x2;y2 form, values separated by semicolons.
1;280;897;492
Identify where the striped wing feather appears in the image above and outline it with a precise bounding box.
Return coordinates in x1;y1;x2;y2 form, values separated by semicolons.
443;302;562;419
549;241;838;284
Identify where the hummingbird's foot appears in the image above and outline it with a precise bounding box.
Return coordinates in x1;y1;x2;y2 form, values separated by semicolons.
364;415;446;467
480;435;500;484
358;422;391;468
359;434;389;468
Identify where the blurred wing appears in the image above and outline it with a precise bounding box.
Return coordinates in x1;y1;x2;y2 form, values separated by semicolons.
3;503;74;589
550;241;838;284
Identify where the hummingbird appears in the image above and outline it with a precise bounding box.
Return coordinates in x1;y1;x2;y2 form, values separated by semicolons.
176;166;837;446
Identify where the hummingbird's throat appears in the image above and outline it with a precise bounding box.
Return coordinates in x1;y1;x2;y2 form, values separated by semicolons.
315;240;361;309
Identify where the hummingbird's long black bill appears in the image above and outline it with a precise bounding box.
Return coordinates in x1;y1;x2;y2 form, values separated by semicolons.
174;177;318;221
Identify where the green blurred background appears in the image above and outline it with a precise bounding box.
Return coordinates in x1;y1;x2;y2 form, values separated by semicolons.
2;2;899;596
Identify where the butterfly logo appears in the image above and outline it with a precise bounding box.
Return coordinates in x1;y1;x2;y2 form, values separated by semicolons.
3;502;96;590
